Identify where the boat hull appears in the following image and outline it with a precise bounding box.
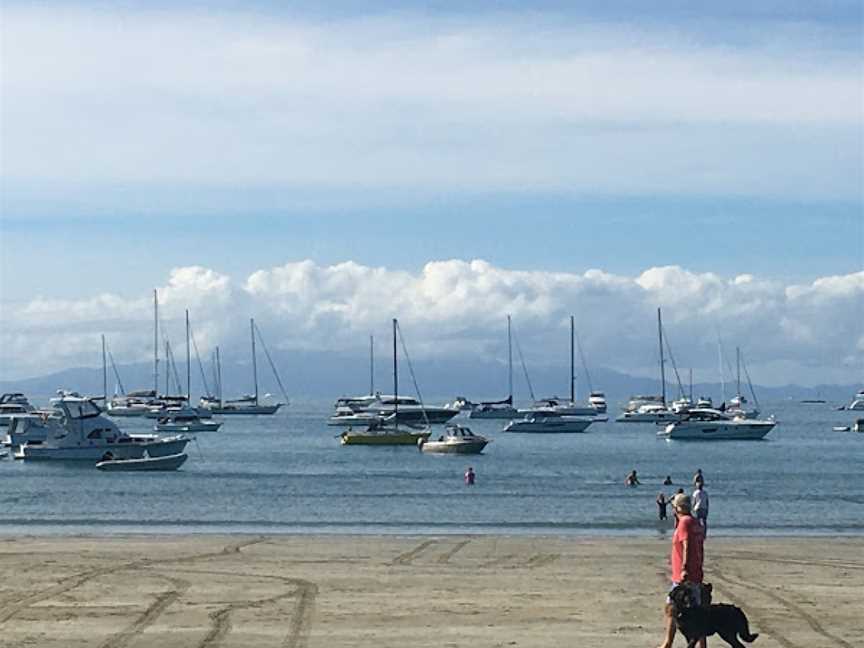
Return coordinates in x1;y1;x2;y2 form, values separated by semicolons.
15;437;189;461
503;417;593;433
658;422;775;440
616;411;683;423
340;430;431;446
154;422;222;433
420;440;488;454
469;407;519;420
97;453;188;471
204;404;281;415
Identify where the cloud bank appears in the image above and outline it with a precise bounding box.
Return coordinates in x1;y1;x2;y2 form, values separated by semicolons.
2;5;861;210
2;260;861;386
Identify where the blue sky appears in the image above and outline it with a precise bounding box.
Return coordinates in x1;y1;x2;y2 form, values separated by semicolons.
0;1;862;383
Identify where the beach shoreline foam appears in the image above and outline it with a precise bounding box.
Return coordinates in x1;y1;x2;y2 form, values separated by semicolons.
1;534;860;647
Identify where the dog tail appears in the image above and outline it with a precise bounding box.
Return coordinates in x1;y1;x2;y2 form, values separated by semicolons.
737;611;758;642
740;632;759;643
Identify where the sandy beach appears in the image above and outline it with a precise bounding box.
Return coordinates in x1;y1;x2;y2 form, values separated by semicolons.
0;534;861;648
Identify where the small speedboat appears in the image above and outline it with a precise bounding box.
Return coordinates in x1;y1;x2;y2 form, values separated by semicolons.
154;414;222;433
419;424;489;454
96;452;188;471
833;426;851;432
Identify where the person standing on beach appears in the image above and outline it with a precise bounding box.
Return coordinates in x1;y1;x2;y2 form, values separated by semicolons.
692;482;709;537
464;466;475;485
657;494;706;648
693;469;704;488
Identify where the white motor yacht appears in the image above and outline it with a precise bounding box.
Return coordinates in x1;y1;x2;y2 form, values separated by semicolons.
0;393;35;428
469;399;519;420
96;452;188;471
11;395;189;461
588;391;607;413
419;424;489;454
106;389;160;417
503;413;594;433
154;413;222;433
622;394;665;413
658;408;776;441
847;390;864;411
199;394;282;415
616;403;682;423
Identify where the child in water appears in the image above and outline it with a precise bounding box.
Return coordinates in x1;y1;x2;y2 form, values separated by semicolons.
656;492;668;520
464;466;476;485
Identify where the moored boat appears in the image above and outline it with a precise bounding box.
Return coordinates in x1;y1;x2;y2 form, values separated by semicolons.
339;423;431;446
419;424;489;454
658;408;776;441
154;413;222;433
96;452;188;471
503;414;593;433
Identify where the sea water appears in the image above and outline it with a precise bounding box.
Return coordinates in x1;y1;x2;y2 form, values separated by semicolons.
1;400;861;537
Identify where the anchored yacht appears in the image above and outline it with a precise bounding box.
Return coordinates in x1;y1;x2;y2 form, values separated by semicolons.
419;424;489;454
658;408;776;441
503;413;594;433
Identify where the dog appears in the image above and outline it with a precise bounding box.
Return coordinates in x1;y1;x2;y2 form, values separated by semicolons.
669;583;759;648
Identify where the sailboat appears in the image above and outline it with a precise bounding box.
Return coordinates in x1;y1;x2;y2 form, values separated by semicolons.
617;308;682;423
469;315;519;419
340;319;432;445
199;319;286;415
725;347;760;419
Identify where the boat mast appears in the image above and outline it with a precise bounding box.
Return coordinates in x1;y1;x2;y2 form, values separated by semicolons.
658;307;666;405
250;318;259;405
689;368;693;402
153;289;159;395
507;314;513;403
392;318;398;428
165;341;171;395
736;346;741;398
101;334;107;401
216;346;223;406
570;315;576;404
186;310;191;402
369;335;375;396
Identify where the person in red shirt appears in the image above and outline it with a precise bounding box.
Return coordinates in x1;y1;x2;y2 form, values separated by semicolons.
657;494;706;648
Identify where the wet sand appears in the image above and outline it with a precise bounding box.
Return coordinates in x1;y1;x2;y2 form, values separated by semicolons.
0;535;861;647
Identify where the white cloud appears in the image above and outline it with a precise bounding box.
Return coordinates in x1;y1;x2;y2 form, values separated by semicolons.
1;6;861;204
1;260;861;386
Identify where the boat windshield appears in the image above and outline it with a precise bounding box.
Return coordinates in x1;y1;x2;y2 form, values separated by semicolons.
62;399;103;419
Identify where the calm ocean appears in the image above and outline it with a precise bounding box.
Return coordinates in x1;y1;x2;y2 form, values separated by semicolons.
2;400;862;537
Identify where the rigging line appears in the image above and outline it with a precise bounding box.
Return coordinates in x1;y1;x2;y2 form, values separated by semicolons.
741;352;760;410
189;324;212;398
573;327;594;394
252;322;290;405
512;328;536;402
107;350;126;395
661;325;686;399
394;321;431;427
165;340;183;396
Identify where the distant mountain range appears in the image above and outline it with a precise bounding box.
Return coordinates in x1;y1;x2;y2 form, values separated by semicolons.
0;349;857;406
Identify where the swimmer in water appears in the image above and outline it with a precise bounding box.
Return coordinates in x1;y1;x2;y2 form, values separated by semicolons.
663;475;673;486
656;492;669;520
625;470;640;486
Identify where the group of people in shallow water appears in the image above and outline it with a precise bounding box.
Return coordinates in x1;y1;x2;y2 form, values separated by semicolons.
626;468;710;537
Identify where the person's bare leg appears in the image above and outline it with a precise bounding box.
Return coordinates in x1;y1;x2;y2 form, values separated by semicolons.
657;603;677;648
699;637;707;648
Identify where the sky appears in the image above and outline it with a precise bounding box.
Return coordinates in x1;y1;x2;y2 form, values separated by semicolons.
0;1;862;386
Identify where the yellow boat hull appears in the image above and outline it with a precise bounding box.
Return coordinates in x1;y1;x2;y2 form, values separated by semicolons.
340;431;431;446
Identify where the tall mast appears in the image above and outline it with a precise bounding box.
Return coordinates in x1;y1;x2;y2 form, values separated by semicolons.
689;368;693;402
736;346;741;397
153;289;159;395
186;310;191;401
250;318;259;405
570;315;576;403
369;335;375;396
101;334;107;401
165;341;170;395
393;318;398;427
507;314;513;402
216;346;223;406
658;307;666;405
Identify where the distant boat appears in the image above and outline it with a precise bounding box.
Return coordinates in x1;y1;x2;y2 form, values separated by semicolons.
503;414;593;433
339;319;433;446
846;390;864;410
199;319;286;415
0;393;35;428
154;412;222;433
469;315;519;420
801;398;827;404
96;452;188;471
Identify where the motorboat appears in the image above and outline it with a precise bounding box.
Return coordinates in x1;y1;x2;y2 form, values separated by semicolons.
419;424;489;454
833;425;851;432
616;403;682;423
0;393;35;427
11;394;189;461
622;394;665;413
327;407;389;427
444;396;475;411
106;389;159;417
847;391;864;411
154;413;222;433
339;422;432;446
145;402;213;419
331;394;457;425
96;452;188;471
658;408;776;441
503;413;594;433
588;391;607;413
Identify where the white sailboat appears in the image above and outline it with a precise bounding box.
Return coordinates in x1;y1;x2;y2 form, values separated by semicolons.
724;347;760;419
199;319;286;415
617;308;681;424
469;315;519;419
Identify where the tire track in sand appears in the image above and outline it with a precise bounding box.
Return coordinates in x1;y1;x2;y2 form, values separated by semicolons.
391;539;438;565
713;560;855;648
98;575;191;648
436;539;471;564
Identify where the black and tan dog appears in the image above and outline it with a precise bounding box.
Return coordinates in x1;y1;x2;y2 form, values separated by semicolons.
669;583;759;648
